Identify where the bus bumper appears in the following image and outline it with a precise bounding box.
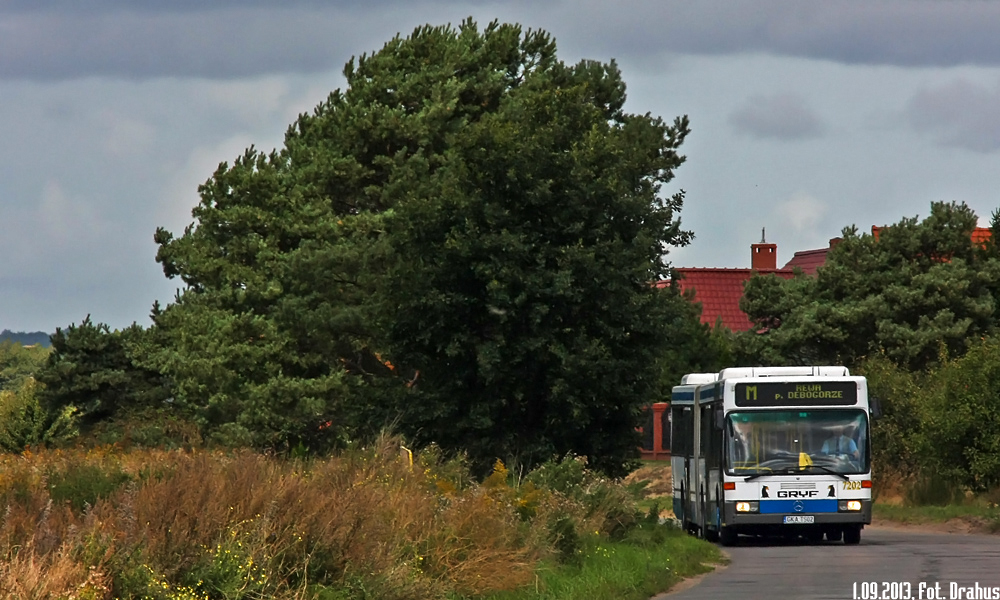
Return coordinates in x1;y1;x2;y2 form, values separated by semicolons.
723;500;872;529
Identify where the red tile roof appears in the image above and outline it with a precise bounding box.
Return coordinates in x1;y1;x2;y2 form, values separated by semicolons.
672;227;995;333
782;248;830;275
871;225;993;246
670;268;795;332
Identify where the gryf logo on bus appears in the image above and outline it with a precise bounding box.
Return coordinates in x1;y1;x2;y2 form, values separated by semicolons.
776;490;819;498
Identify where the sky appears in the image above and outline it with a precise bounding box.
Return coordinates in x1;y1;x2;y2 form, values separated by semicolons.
2;1;1000;333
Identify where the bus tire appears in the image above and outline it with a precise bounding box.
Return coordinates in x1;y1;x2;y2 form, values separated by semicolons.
719;525;737;546
843;525;862;545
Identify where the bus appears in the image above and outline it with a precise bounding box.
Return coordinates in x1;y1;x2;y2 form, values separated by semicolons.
671;366;876;546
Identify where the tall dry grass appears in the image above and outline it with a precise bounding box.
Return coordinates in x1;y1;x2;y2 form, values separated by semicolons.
0;438;545;599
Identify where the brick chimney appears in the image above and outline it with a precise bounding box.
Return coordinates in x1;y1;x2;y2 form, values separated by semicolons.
751;228;777;270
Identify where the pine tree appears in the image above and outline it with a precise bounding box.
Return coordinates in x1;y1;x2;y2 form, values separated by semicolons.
738;201;1000;370
152;20;697;473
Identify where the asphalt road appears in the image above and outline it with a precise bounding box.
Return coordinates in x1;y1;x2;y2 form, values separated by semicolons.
656;527;1000;600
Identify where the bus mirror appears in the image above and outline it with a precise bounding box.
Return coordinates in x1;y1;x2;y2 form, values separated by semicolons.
870;397;883;420
714;405;724;430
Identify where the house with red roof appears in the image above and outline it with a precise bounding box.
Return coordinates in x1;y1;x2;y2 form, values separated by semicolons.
671;265;791;332
871;225;992;246
670;226;994;333
781;243;835;275
668;237;839;332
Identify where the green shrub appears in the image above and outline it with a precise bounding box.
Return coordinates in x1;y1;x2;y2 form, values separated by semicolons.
526;454;639;538
0;339;50;391
859;355;923;483
180;528;270;599
904;471;962;507
88;406;203;450
916;340;1000;491
548;515;583;566
48;463;132;512
862;339;1000;493
0;377;78;452
622;502;668;547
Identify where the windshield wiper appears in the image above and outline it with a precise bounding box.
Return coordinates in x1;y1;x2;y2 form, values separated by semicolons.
801;464;850;481
743;467;799;482
743;464;851;482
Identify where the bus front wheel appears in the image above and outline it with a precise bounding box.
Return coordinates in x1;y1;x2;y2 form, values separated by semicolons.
719;525;737;546
843;525;862;545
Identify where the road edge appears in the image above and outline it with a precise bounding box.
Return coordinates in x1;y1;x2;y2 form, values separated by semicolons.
648;552;730;599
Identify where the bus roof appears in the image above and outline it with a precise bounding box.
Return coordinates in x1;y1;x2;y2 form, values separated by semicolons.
717;366;850;379
681;372;719;384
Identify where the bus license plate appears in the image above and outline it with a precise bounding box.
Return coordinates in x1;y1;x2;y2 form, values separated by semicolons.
784;515;814;524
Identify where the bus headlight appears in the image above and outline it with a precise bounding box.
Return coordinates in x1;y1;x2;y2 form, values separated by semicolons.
838;500;862;511
736;501;759;513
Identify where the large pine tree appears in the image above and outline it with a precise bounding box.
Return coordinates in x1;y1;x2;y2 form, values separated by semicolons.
152;20;698;474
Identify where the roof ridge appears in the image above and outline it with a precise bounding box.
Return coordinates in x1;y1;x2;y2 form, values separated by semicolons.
673;267;790;272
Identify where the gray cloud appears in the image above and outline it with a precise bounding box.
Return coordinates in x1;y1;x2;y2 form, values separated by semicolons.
549;1;1000;68
728;93;824;141
2;1;1000;81
0;9;362;80
0;74;326;331
0;0;469;14
906;78;1000;153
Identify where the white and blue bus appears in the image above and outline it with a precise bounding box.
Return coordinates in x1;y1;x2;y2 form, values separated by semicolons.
671;366;876;546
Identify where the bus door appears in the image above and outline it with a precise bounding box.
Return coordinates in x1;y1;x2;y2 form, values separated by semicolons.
699;399;723;534
670;403;694;527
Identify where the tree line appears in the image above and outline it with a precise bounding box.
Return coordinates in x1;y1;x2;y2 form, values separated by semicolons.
0;330;51;347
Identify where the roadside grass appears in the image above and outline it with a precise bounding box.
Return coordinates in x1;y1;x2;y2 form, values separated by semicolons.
479;525;722;600
874;501;1000;533
479;459;725;600
627;460;673;518
873;473;1000;533
633;493;662;517
865;468;1000;533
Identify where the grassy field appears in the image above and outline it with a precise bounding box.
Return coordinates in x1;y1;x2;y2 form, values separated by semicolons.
868;470;1000;534
0;446;720;600
873;501;1000;533
482;528;721;600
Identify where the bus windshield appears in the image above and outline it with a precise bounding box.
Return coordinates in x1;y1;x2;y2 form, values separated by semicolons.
726;409;869;476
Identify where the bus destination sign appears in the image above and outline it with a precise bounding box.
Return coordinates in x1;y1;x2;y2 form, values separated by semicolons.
734;381;857;407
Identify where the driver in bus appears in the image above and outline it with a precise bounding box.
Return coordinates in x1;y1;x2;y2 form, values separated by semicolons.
820;425;860;461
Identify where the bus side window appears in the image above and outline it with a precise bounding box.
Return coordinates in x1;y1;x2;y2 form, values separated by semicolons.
671;405;693;458
701;403;720;470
